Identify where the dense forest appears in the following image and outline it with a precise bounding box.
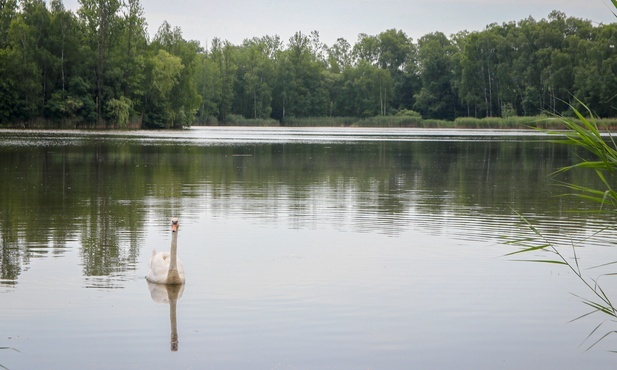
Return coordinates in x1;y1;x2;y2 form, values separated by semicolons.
0;0;616;128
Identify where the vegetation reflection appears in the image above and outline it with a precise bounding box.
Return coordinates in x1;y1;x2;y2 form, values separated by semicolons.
0;134;606;285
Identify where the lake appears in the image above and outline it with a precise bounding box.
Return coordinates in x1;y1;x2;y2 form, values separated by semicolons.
1;127;617;369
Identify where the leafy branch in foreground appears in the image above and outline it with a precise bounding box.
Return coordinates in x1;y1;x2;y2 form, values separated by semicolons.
505;212;617;350
507;101;617;350
0;346;20;370
550;100;617;210
610;0;617;18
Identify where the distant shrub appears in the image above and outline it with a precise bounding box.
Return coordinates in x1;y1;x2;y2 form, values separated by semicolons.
395;109;422;118
223;114;279;126
198;114;617;130
453;117;480;128
359;116;425;127
452;115;555;129
284;117;357;127
599;118;617;130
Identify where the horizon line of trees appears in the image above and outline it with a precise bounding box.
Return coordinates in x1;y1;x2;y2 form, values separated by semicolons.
0;0;616;128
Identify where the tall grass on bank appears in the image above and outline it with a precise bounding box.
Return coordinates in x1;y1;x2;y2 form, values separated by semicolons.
193;115;617;129
506;102;617;350
281;116;358;127
223;114;280;126
6;114;617;130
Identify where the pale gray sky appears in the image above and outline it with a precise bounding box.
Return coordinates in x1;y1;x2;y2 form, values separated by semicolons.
63;0;616;47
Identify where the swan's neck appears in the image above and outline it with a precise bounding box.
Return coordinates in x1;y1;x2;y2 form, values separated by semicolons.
169;231;179;272
166;231;183;285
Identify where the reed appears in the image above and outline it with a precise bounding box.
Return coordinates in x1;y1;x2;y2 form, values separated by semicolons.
0;346;20;370
190;114;617;129
264;115;601;128
506;100;617;350
505;212;617;350
283;116;357;127
550;100;617;210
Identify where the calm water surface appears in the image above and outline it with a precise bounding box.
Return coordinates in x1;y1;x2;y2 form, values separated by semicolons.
2;127;617;369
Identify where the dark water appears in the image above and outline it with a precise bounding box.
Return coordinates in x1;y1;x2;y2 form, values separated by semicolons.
1;127;617;369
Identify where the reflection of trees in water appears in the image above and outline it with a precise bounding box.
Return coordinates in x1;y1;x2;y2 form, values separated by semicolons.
80;198;142;288
0;142;147;286
0;232;20;285
0;134;606;285
201;140;597;238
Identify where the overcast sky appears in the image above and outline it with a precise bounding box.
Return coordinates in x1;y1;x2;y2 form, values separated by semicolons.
63;0;616;48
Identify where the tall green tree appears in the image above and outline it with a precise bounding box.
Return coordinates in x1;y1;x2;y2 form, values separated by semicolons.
78;0;122;125
337;60;392;117
235;37;276;119
414;32;458;119
115;0;148;121
42;0;97;124
209;38;237;123
0;0;17;48
3;2;44;122
327;38;353;74
143;49;183;128
572;23;617;117
273;31;329;120
194;51;222;123
377;29;415;111
146;21;201;127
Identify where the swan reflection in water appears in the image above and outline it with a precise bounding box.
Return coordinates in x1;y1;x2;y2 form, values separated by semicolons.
147;282;184;351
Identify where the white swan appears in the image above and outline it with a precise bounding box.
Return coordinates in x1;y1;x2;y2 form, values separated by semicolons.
146;218;185;285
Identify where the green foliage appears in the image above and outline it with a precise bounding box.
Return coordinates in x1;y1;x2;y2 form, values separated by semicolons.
0;345;20;370
505;212;617;351
0;4;616;127
151;50;184;98
234;37;276;119
551;101;617;209
504;105;617;348
395;109;422;118
105;96;132;128
143;48;187;128
223;114;278;126
414;32;457;119
507;89;617;350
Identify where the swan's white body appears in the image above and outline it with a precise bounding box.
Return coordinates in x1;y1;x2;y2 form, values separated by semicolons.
146;218;185;285
146;250;185;284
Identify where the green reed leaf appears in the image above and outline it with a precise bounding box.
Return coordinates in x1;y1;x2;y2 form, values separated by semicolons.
585;330;617;352
510;259;567;265
505;244;552;256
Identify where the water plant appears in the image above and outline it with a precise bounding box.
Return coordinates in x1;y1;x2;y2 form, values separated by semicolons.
506;101;617;350
507;2;617;341
0;346;20;370
505;212;616;350
551;101;617;210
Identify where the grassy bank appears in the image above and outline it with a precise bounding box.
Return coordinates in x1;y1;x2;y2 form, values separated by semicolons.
5;115;617;130
200;115;617;130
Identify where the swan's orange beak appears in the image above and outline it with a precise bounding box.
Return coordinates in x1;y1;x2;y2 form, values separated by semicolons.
171;222;179;232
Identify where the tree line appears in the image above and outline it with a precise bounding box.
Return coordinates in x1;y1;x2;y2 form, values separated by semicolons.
0;0;616;128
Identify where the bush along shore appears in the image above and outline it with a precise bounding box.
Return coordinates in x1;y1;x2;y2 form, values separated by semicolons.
3;115;617;130
215;115;617;129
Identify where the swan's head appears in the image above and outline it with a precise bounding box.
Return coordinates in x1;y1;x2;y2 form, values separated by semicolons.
171;218;179;232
